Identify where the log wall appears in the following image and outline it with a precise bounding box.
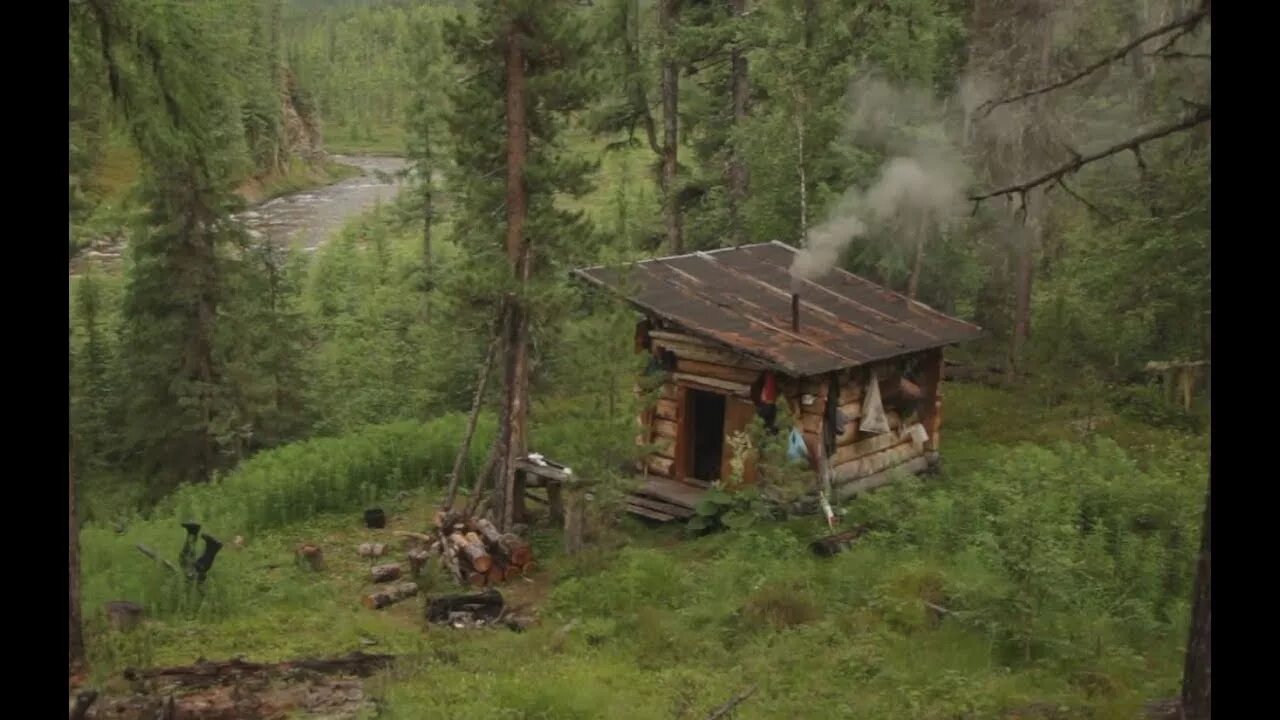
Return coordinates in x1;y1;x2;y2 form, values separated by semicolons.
634;321;945;489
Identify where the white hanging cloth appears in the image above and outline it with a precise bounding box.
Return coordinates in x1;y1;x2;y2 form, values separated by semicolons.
858;369;891;435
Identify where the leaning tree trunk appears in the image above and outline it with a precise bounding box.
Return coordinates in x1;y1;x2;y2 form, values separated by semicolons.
499;18;531;532
659;0;682;253
727;0;750;247
1181;480;1211;720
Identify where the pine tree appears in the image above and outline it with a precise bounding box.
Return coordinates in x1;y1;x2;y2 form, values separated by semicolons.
445;0;595;530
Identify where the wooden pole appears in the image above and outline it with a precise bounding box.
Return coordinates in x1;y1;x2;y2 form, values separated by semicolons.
443;329;500;511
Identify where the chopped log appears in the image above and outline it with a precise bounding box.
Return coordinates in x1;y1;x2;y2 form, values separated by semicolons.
504;535;534;568
810;525;870;556
449;532;493;573
438;531;463;584
425;588;504;624
362;582;419;610
123;651;396;687
104;601;144;632
474;518;511;555
357;542;387;558
370;564;402;583
671;372;752;397
486;564;507;584
407;549;430;576
467;571;488;588
295;544;325;571
675;358;763;385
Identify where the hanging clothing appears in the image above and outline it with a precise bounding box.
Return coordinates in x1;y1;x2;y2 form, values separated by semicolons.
859;369;891;434
760;372;778;404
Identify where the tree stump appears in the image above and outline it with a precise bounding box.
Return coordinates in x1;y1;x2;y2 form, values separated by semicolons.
370;564;402;583
357;543;387;559
104;601;144;632
295;544;325;571
362;582;419;610
407;549;430;576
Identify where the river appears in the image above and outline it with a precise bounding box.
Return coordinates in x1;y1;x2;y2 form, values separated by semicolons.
69;154;408;277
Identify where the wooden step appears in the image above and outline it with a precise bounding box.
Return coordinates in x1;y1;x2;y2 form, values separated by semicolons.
627;494;695;519
626;503;676;522
635;477;707;510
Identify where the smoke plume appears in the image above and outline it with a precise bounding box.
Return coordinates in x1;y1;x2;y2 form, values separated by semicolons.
790;74;969;283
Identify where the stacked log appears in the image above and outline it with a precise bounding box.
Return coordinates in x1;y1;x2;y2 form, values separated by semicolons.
418;515;535;588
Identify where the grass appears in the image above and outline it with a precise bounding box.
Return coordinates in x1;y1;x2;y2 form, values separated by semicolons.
322;125;407;156
77;381;1207;718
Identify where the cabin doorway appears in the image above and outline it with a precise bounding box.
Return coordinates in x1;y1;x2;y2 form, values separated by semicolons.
684;389;726;483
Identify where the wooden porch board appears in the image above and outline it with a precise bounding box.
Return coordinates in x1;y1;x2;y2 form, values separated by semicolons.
633;477;708;510
627;494;696;519
626;503;676;522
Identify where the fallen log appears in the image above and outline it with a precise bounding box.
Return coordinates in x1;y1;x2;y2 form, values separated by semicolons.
449;532;493;573
123;651;396;687
363;582;419;610
370;564;402;583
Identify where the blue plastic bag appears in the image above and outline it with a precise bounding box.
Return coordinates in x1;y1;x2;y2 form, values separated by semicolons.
786;427;808;461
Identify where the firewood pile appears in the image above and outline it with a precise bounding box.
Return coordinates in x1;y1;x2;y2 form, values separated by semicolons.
425;509;535;588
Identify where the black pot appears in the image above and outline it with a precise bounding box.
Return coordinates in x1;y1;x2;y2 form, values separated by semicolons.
364;508;386;529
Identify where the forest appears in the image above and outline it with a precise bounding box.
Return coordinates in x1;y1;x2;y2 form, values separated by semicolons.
68;0;1210;718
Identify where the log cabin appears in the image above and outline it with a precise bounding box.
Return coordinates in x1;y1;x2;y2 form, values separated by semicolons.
571;241;983;522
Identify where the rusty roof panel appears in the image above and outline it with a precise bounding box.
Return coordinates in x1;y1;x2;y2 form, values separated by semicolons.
572;241;983;376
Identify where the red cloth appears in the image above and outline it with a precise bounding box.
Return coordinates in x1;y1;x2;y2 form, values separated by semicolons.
760;372;777;404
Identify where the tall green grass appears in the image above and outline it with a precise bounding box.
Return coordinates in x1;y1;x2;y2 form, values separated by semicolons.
79;413;494;630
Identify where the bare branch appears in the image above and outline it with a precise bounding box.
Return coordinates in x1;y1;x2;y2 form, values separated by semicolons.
974;6;1209;118
1056;177;1113;221
1151;51;1211;61
970;106;1210;204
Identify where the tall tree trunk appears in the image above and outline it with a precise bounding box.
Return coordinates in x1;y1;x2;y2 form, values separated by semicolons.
1181;480;1211;720
727;0;750;246
659;0;682;253
500;18;531;531
69;439;84;670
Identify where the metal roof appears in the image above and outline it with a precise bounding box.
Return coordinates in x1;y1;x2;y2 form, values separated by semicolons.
571;241;983;376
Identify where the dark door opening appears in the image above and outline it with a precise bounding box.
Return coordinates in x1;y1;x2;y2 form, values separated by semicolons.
686;389;726;483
